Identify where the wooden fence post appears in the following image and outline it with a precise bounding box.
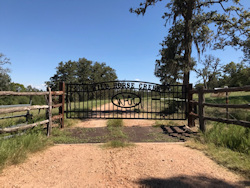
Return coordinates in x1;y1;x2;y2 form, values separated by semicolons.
198;87;205;132
59;82;65;128
47;87;52;136
188;84;195;127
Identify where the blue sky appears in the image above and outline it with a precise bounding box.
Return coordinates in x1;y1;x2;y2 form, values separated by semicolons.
0;0;248;90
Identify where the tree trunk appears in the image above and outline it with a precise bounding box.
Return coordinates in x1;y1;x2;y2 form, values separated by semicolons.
183;0;194;87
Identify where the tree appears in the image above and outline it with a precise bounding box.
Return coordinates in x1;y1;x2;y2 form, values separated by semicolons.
219;61;250;87
131;0;249;85
46;58;118;90
0;53;11;91
195;55;221;89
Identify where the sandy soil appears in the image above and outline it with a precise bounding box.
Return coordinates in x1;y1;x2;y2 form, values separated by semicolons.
0;143;245;188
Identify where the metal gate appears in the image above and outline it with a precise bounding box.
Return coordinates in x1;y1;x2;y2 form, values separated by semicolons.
66;81;187;120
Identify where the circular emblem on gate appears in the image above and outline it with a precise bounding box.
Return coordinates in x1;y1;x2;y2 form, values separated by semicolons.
111;92;141;108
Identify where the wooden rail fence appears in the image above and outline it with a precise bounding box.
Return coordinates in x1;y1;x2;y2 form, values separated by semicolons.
188;84;250;131
0;82;65;136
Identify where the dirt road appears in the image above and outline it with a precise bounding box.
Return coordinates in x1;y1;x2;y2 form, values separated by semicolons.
0;143;245;188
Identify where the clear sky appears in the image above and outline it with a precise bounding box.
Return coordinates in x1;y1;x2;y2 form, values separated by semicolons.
0;0;249;90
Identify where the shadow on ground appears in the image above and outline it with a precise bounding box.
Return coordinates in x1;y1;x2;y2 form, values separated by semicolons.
137;175;249;188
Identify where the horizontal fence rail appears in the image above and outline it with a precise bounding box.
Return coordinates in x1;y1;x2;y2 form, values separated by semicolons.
188;85;250;131
0;82;65;136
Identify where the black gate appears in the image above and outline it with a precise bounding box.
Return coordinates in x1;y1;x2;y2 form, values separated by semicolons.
66;81;187;120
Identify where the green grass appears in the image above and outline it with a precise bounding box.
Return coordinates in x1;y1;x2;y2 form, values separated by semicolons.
102;140;134;148
103;119;133;148
107;119;123;127
50;127;80;144
187;122;250;179
0;128;51;172
153;120;185;127
199;123;250;154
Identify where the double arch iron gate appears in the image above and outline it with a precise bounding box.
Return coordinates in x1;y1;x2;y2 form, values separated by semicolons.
66;80;188;120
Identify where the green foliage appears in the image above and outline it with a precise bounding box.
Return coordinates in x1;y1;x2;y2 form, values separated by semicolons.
187;140;250;179
0;53;11;91
218;62;250;87
0;128;51;171
198;123;250;154
195;55;221;89
0;83;46;105
46;58;118;90
131;0;249;85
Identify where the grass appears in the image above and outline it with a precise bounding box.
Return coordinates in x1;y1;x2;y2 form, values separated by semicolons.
102;140;133;148
0;127;51;172
153;120;185;127
187;122;250;179
107;119;123;127
102;119;134;148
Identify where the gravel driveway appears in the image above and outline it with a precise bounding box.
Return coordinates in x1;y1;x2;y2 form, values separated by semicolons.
0;143;245;188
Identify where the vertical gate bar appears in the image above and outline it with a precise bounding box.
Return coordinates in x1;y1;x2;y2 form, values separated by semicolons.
59;82;65;128
66;84;68;119
113;85;114;119
74;85;76;118
96;88;97;119
188;84;195;127
160;86;162;120
104;88;105;119
78;85;80;118
108;86;110;118
87;85;89;119
147;87;148;119
177;85;179;119
163;86;165;120
99;89;102;117
169;86;171;120
151;88;152;119
91;85;93;118
142;88;144;119
69;85;71;118
183;85;184;119
198;87;205;131
82;85;85;118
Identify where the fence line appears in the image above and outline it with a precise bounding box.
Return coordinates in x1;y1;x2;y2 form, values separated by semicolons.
0;82;65;136
188;85;250;131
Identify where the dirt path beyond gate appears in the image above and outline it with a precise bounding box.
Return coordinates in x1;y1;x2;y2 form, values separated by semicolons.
0;143;245;188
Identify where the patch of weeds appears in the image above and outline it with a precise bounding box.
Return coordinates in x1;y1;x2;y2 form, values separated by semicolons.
0;128;51;172
107;119;123;127
186;140;250;180
186;122;250;179
64;118;80;127
102;140;134;148
50;128;80;144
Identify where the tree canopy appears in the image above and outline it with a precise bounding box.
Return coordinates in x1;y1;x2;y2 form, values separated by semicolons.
0;53;11;91
45;58;118;90
131;0;250;85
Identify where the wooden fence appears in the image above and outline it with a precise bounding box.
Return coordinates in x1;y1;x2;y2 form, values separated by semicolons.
0;82;65;136
188;84;250;131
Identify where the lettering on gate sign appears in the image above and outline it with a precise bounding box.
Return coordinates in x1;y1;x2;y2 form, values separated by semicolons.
111;92;141;108
113;82;135;89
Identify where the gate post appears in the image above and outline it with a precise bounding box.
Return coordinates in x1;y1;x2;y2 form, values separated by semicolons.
198;87;206;132
59;82;65;128
188;84;195;127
